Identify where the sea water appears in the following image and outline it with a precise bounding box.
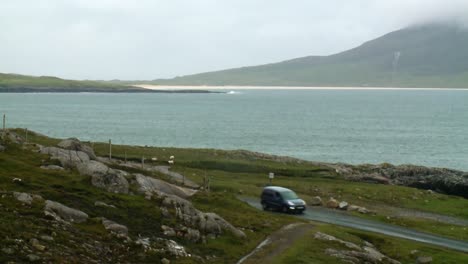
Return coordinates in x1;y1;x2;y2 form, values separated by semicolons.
1;89;467;171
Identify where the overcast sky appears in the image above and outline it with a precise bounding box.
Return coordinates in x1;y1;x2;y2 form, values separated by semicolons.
1;0;467;80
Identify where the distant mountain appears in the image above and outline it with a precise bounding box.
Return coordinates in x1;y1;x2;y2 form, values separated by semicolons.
152;24;468;88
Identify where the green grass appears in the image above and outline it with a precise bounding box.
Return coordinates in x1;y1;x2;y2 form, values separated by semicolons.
2;129;468;262
274;224;468;264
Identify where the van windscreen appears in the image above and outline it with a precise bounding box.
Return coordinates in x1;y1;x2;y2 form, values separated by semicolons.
280;191;298;200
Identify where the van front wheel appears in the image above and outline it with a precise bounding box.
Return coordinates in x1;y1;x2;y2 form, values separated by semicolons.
282;206;289;213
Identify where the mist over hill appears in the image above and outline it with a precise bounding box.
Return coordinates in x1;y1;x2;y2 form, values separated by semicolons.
152;23;468;88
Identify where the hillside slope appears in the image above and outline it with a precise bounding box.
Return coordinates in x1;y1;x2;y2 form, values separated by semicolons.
153;24;468;88
0;73;148;92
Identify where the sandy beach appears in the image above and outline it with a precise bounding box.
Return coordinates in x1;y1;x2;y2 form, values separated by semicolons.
134;84;468;91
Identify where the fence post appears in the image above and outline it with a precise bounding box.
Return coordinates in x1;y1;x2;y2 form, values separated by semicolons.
109;139;112;160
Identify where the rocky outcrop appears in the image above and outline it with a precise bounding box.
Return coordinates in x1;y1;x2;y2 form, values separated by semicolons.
39;146;90;168
135;174;197;199
159;193;246;239
335;163;468;198
44;200;89;223
57;138;96;160
77;161;129;194
315;232;400;264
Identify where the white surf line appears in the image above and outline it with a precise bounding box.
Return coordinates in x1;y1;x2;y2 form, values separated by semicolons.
133;84;468;91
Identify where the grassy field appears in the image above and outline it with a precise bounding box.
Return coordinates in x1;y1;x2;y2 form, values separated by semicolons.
2;129;467;263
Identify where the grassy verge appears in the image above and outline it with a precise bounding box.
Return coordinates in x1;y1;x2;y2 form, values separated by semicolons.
273;224;468;264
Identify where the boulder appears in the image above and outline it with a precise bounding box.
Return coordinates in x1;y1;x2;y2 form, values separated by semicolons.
310;196;323;206
44;200;88;223
326;198;339;208
161;258;170;264
135;174;197;199
338;201;349;210
40;146;90;168
416;256;433;264
77;161;129;194
13;192;33;205
57;138;96;160
102;218;128;236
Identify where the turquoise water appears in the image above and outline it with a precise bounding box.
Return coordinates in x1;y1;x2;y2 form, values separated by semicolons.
1;90;467;171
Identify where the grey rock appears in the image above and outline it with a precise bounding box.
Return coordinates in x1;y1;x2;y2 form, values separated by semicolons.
13;192;33;205
135;174;197;199
0;144;5;152
57;138;96;160
44;200;88;223
27;254;41;262
102;218;128;236
77;161;129;194
161;258;170;264
416;256;433;264
185;228;201;242
326;198;339;208
162;225;176;237
309;196;323;206
6;131;24;144
165;239;188;257
40;165;65;171
40;235;54;242
314;232;361;250
338;201;349;210
40;146;90;168
94;201;116;208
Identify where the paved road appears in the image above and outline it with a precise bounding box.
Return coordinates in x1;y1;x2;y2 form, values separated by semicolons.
239;197;468;253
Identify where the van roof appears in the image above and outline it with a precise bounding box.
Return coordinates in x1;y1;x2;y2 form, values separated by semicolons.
263;186;293;192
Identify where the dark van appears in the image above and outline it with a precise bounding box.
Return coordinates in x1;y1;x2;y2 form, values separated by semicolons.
261;186;306;214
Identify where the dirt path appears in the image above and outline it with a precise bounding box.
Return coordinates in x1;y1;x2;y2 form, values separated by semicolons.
237;223;315;264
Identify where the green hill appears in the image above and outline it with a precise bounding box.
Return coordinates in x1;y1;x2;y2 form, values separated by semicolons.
152;24;468;88
0;73;147;92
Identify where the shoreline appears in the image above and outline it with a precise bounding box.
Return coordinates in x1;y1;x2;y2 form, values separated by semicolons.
133;84;468;91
